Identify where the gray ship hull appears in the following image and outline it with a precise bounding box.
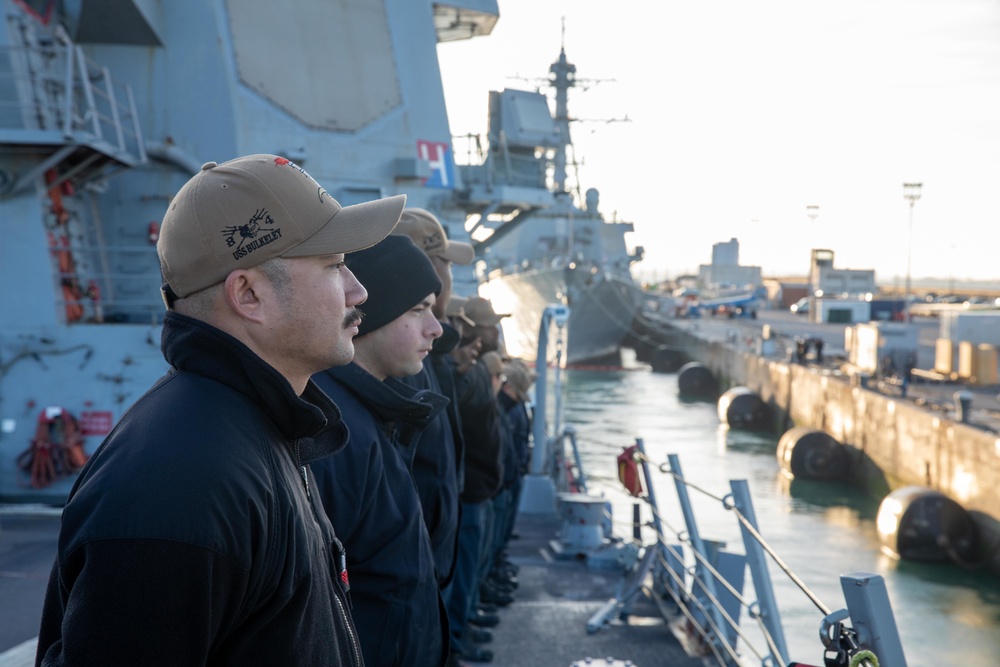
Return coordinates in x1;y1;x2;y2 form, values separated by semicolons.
480;264;643;366
0;0;496;503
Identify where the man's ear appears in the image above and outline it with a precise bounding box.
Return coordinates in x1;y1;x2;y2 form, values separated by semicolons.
222;269;267;323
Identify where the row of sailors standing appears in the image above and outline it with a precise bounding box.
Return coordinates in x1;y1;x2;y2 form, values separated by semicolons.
34;154;534;667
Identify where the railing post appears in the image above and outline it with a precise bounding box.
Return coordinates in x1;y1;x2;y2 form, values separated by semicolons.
552;346;564;446
667;453;728;654
519;304;569;516
75;45;101;139
840;573;908;667
635;438;663;548
728;479;789;666
103;66;125;152
61;30;75;135
126;85;146;161
564;425;586;493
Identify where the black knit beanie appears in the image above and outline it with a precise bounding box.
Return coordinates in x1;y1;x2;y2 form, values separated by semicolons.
347;234;443;337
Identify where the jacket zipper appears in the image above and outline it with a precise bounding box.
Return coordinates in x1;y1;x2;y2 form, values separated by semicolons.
294;440;362;665
332;576;362;665
295;441;311;498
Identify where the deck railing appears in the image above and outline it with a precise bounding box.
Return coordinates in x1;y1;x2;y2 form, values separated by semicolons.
1;14;145;194
526;302;908;667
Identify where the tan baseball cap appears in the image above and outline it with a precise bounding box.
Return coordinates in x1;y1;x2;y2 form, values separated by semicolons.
480;351;504;377
445;295;475;326
393;207;474;265
158;154;405;298
464;296;510;327
504;358;535;401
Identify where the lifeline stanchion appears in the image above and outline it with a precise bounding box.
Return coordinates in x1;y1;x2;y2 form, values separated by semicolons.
666;453;729;659
727;479;789;666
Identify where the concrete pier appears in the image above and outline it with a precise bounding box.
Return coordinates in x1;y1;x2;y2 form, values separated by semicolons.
660;312;1000;574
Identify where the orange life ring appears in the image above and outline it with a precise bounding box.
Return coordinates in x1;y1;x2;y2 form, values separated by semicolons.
617;444;644;497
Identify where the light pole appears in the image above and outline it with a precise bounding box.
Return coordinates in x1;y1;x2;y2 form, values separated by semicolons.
902;182;922;321
806;205;820;293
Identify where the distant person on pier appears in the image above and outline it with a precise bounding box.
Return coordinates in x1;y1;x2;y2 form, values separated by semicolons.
36;154;403;666
311;234;449;667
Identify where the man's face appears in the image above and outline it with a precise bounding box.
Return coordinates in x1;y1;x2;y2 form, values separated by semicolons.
272;254;367;375
356;293;443;379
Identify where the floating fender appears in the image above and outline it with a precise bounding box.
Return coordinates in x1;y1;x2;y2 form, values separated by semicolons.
876;486;979;563
677;362;717;399
717;387;770;430
650;346;684;374
776;427;847;480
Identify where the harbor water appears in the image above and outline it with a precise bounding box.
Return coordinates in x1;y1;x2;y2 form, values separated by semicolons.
557;367;1000;667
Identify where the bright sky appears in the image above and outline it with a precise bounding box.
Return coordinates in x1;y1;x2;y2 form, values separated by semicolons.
437;0;1000;286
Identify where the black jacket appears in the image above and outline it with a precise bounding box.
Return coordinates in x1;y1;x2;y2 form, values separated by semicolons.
499;391;532;476
36;312;362;667
457;361;504;503
312;363;448;667
401;322;463;585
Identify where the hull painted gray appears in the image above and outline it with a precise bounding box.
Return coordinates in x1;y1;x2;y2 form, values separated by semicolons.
0;0;643;501
482;265;643;365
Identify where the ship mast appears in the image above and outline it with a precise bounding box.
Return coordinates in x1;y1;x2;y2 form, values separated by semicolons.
549;36;576;195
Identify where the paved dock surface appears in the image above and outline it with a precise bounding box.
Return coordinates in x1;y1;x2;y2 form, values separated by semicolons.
664;310;1000;433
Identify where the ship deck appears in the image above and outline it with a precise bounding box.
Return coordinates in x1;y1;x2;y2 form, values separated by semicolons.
464;513;705;667
0;507;705;667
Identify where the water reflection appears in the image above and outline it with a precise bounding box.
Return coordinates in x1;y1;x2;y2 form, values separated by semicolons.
553;368;1000;666
776;474;880;520
719;425;781;456
893;558;1000;608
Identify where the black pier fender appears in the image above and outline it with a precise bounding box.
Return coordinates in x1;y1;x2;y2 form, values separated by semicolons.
776;427;848;481
717;387;770;430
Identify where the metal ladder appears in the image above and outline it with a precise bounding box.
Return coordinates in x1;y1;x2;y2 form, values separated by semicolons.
0;13;146;196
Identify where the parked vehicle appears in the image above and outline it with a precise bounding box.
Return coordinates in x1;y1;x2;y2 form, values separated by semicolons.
790;297;810;314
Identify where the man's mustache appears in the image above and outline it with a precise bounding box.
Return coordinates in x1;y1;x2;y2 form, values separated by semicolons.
344;308;364;329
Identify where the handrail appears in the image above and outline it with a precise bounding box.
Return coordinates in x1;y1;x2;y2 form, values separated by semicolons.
588;438;906;667
1;16;144;163
519;304;571;515
520;302;904;665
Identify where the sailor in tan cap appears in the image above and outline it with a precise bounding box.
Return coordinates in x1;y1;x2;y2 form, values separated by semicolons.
394;207;475;320
38;154;401;666
393;208;487;661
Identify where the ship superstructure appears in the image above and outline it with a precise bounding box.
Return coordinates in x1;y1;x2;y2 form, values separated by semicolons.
0;0;497;502
456;46;645;365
